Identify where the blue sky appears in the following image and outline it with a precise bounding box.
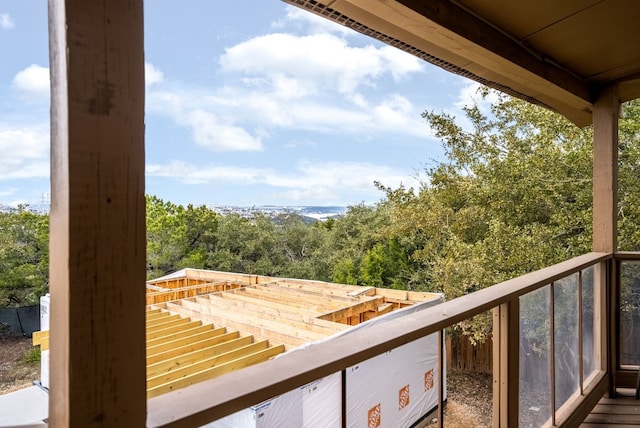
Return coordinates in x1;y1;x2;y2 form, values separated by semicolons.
0;1;479;208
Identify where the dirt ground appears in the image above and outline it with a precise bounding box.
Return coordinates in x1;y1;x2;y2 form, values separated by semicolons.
426;370;493;427
0;336;40;395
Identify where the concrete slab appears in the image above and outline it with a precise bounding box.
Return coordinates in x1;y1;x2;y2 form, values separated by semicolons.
0;386;48;427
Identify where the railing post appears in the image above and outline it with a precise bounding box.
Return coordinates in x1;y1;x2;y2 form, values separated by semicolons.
601;259;614;395
493;299;519;427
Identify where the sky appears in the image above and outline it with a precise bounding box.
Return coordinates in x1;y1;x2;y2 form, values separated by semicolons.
0;0;479;208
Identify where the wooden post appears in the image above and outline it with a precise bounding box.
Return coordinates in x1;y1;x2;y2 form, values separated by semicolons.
592;86;619;253
592;86;619;396
48;0;146;426
492;299;519;427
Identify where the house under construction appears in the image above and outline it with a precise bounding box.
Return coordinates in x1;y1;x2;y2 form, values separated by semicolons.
34;269;444;427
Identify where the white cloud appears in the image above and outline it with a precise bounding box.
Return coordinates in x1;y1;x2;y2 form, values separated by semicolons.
185;109;263;151
145;62;164;86
0;124;50;179
144;23;432;155
12;64;50;98
455;82;499;111
147;159;419;203
0;188;17;198
147;90;263;152
273;5;352;36
148;83;428;141
220;32;423;97
0;13;15;30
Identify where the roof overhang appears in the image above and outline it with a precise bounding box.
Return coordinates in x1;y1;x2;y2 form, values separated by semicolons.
285;0;640;127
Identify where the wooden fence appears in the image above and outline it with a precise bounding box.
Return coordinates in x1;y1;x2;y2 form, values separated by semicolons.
446;334;493;374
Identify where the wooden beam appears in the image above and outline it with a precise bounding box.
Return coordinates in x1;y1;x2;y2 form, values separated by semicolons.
146;309;164;318
146;336;255;378
146;324;214;348
164;302;312;348
392;0;589;99
48;0;145;426
146;320;203;340
146;330;234;364
199;293;307;316
147;345;286;398
592;86;620;252
215;290;320;317
235;287;340;312
146;316;190;331
147;341;271;389
317;298;383;323
260;282;371;303
33;330;50;351
196;296;347;332
251;284;350;307
180;298;339;338
492;299;519;427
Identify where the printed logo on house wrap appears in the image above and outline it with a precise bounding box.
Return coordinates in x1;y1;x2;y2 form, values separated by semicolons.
424;369;434;391
368;403;381;428
398;384;410;410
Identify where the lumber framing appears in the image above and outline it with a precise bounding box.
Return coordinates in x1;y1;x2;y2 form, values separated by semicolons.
146;330;235;364
147;345;285;398
194;296;348;333
146;324;214;348
167;300;327;346
85;269;438;400
146;336;254;378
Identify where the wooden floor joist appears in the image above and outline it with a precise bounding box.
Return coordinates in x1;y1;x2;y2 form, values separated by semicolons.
146;313;181;327
216;289;321;317
32;307;286;399
162;301;313;348
146;329;234;364
192;295;347;335
146;335;255;379
146;324;215;348
252;283;355;307
147;344;286;398
35;270;441;400
146;316;191;333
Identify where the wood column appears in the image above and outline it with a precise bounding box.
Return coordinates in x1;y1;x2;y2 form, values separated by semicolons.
592;86;619;396
492;299;519;427
592;86;619;253
48;0;146;426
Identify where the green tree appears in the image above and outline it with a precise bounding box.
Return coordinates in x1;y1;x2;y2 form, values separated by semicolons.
146;196;220;278
0;207;49;307
382;89;597;339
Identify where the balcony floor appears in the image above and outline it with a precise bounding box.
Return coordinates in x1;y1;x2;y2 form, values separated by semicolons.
581;389;640;427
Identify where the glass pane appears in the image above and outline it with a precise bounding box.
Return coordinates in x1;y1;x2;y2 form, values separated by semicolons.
582;267;597;379
620;261;640;366
520;285;551;428
554;274;579;411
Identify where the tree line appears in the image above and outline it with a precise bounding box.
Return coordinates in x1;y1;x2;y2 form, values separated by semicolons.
2;91;639;342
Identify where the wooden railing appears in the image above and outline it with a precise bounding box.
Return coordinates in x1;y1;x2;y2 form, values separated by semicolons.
146;252;613;428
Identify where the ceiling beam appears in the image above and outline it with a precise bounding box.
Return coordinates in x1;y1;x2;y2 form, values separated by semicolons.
392;0;591;103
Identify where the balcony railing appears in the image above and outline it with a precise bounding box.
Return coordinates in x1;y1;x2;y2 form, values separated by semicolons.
147;252;616;428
